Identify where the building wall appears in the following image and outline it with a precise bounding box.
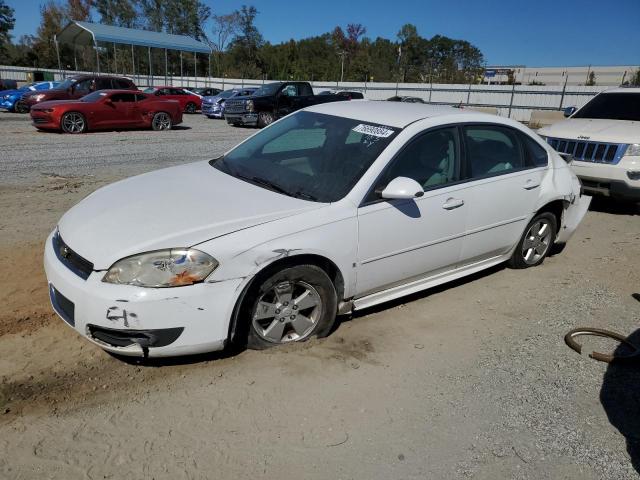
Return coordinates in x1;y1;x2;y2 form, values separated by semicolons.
484;65;638;86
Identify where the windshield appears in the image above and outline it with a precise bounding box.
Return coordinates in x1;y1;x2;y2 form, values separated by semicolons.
56;78;77;90
573;93;640;121
218;89;235;99
211;111;400;202
81;91;108;102
252;83;281;96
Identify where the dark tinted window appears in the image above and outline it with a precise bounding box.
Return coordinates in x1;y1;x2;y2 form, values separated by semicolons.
573;93;640;121
281;84;298;96
299;83;313;96
113;78;133;89
74;79;94;93
135;93;147;101
521;134;549;167
464;126;525;177
110;93;136;102
96;78;112;89
170;88;186;95
376;127;460;194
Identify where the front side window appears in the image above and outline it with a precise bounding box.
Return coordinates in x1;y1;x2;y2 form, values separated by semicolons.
74;79;94;93
373;127;460;197
253;83;281;96
573;93;640;121
281;84;298;97
212;111;400;202
464;126;525;178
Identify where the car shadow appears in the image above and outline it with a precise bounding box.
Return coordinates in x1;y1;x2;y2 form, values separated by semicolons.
589;196;639;216
600;294;640;475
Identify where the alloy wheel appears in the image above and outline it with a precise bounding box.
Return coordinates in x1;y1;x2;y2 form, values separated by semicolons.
522;219;553;265
152;112;172;130
252;280;322;344
61;113;85;134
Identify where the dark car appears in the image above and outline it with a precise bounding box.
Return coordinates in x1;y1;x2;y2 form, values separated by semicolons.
387;95;425;103
0;79;18;91
30;90;183;133
202;88;257;119
224;81;348;128
192;87;222;97
22;75;137;109
319;90;364;100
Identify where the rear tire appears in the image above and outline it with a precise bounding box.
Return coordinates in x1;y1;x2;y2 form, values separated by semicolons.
257;110;275;128
185;102;197;114
15;100;28;114
60;112;87;134
507;212;557;269
242;265;338;350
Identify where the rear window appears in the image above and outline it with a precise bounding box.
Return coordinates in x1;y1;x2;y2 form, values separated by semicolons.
573;93;640;121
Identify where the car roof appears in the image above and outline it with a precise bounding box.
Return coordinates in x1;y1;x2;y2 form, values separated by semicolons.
305;100;469;128
600;87;640;94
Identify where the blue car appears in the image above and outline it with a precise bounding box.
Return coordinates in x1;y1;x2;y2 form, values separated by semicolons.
0;81;60;113
202;87;257;119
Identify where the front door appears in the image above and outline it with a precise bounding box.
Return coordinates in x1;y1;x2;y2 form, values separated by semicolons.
356;127;468;296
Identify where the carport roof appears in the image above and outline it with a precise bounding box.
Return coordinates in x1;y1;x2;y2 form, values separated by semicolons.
55;21;212;54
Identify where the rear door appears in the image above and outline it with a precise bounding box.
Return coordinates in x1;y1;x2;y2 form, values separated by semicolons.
458;124;547;265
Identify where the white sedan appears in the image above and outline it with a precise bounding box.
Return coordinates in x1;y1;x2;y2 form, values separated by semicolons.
44;102;590;357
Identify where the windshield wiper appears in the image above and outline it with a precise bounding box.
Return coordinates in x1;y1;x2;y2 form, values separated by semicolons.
290;191;319;202
244;175;291;196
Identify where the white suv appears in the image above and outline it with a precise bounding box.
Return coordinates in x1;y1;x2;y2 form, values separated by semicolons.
538;87;640;202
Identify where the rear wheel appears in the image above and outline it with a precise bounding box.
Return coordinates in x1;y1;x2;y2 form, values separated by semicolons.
243;265;338;350
185;102;197;114
60;112;87;134
151;111;172;131
257;110;275;128
508;212;557;269
14;100;28;114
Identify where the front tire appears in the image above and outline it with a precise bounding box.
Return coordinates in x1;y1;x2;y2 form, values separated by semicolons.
185;102;197;114
60;112;87;134
243;265;338;350
508;212;557;269
151;111;172;131
257;110;275;128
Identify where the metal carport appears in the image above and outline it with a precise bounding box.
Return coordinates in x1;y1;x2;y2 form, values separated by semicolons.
54;21;212;83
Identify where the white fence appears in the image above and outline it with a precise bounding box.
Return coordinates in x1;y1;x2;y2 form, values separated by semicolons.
1;64;608;122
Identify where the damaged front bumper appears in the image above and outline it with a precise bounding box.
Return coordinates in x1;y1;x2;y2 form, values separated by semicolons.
44;231;243;357
555;192;592;244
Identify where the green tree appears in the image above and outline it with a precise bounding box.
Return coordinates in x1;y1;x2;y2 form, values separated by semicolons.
94;0;140;27
0;0;15;57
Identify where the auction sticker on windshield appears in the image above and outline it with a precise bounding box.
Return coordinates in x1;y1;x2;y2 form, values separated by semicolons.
352;124;395;138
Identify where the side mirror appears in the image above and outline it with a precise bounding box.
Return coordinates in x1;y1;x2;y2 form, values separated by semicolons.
380;177;424;200
104;98;113;105
558;152;573;164
563;106;577;118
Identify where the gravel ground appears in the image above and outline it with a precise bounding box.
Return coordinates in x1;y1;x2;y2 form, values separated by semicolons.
0;111;639;479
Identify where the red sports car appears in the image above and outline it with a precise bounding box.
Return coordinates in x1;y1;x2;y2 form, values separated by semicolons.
143;86;202;113
30;90;183;134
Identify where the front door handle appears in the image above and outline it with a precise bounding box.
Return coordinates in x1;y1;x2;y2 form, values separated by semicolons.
523;179;540;190
442;198;464;210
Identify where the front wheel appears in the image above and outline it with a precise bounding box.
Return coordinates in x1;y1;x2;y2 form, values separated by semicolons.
508;212;557;269
60;112;87;134
151;111;172;131
185;102;197;114
244;265;338;350
257;110;275;128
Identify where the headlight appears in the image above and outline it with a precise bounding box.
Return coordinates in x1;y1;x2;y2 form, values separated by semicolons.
625;144;640;156
33;94;46;101
246;99;254;112
103;248;218;288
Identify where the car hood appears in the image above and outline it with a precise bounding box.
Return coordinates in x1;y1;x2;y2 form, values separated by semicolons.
1;88;27;97
58;161;324;269
33;99;81;109
538;118;640;144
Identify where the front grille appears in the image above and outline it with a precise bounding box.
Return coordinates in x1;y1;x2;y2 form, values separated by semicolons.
87;324;184;348
224;99;246;114
546;137;626;164
49;285;75;326
52;231;94;280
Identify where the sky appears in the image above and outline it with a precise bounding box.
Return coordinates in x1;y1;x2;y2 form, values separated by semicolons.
6;0;640;67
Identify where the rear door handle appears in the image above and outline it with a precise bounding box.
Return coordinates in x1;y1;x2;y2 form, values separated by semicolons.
523;179;540;190
442;198;464;210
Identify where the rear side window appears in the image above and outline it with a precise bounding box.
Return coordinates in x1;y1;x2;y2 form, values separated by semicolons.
96;78;112;89
464;126;525;178
113;78;133;89
521;134;549;167
299;83;313;96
